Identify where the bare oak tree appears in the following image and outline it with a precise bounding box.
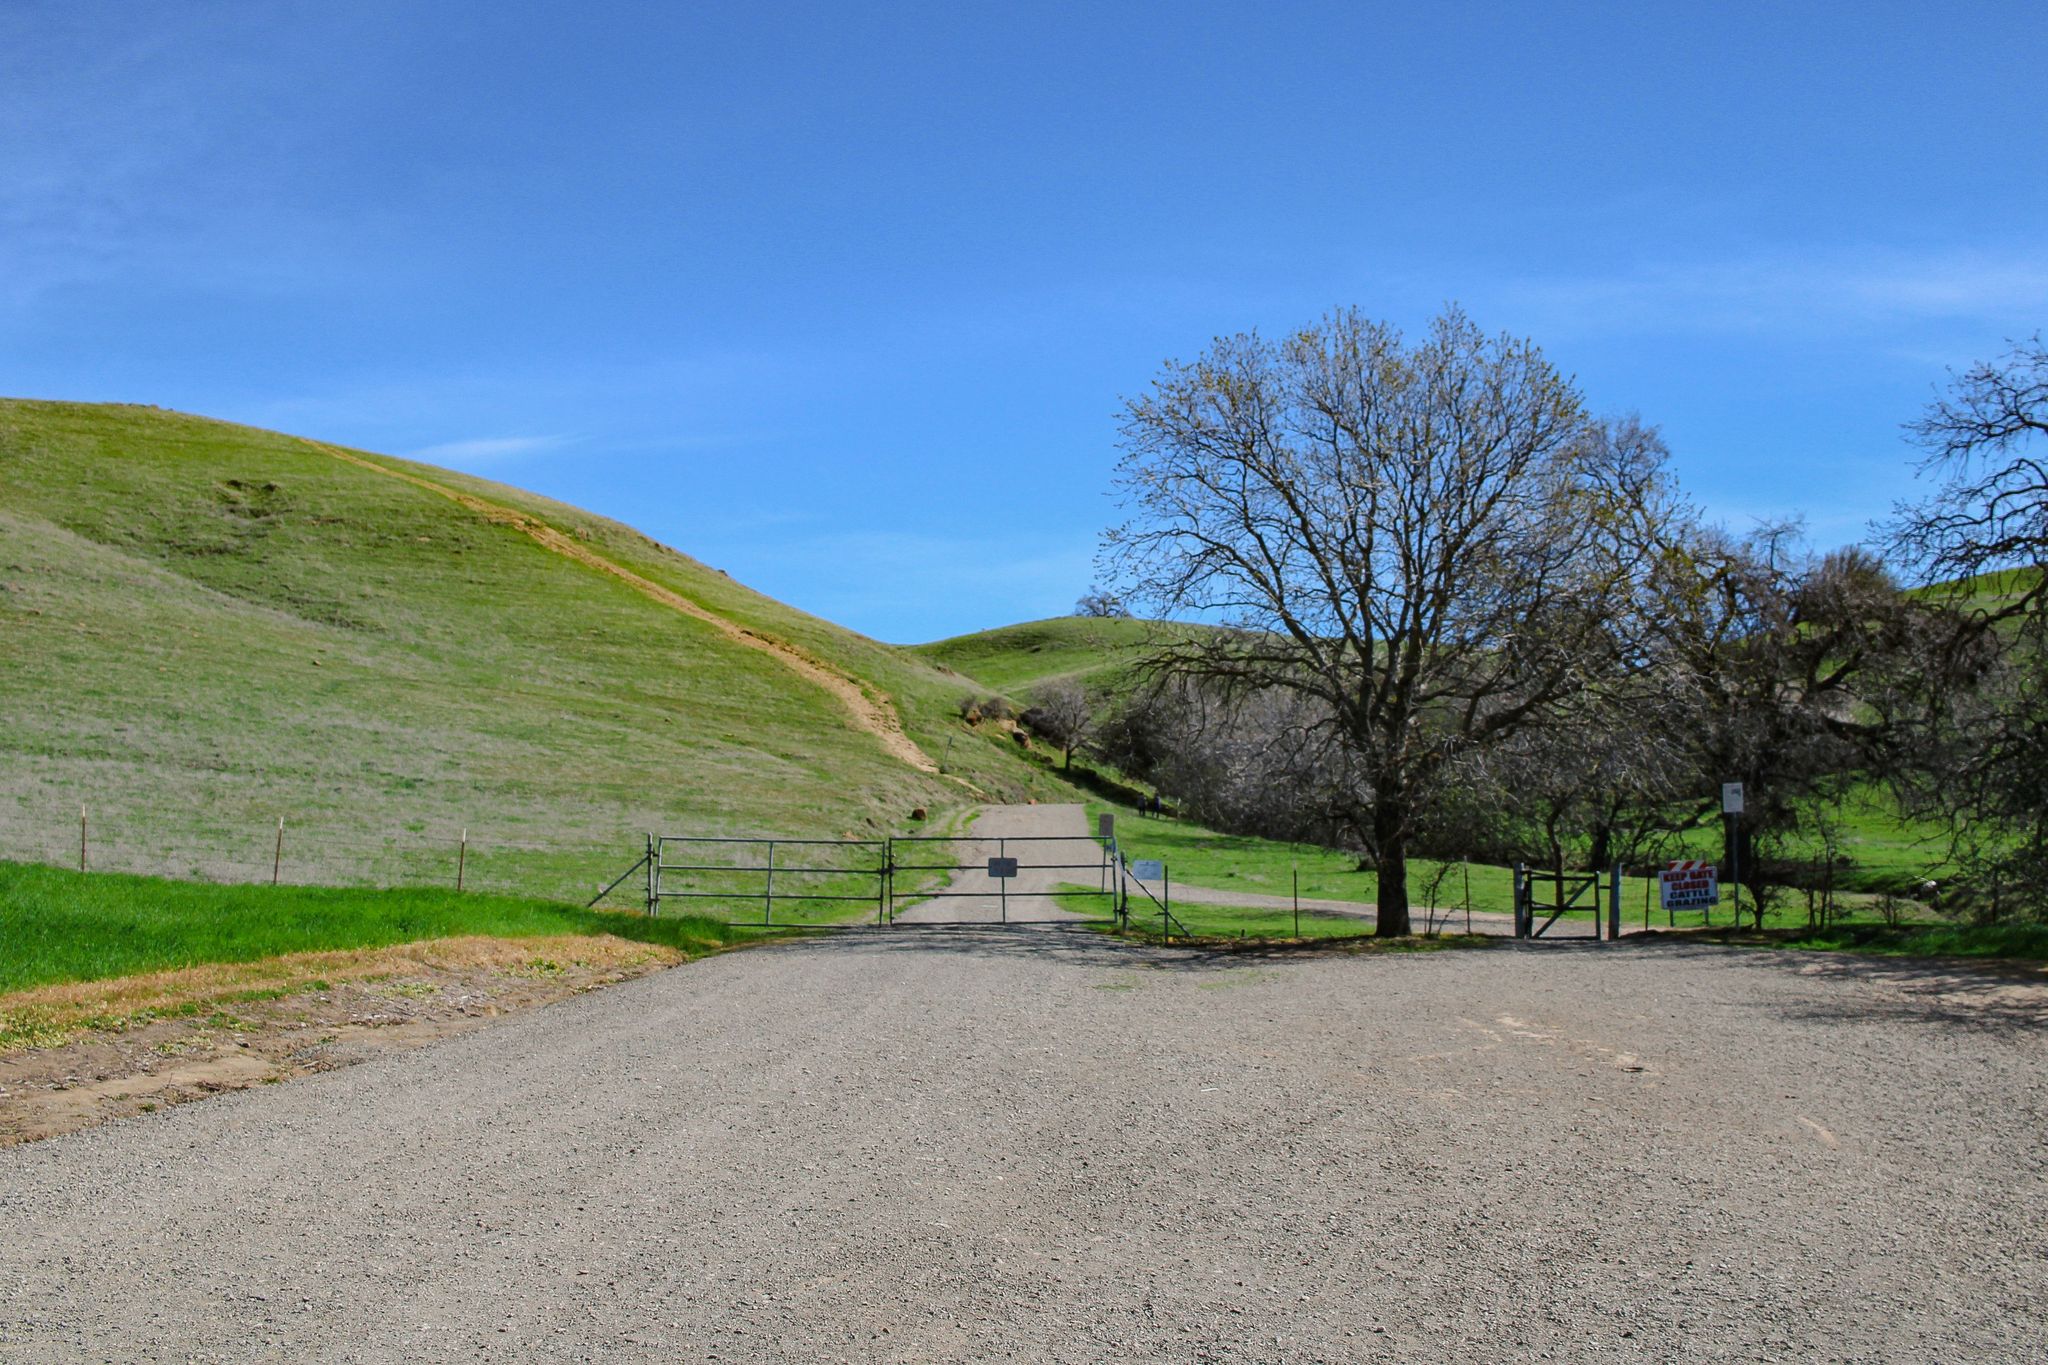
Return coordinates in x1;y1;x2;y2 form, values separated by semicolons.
1022;679;1096;771
1104;307;1674;934
1896;334;2048;611
1888;335;2048;918
1649;527;1924;925
1074;587;1129;618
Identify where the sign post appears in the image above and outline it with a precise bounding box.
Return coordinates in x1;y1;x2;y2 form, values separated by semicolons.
1659;860;1720;921
988;854;1018;923
1722;782;1746;926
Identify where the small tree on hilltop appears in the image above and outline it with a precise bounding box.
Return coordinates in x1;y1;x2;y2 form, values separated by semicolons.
1075;586;1129;618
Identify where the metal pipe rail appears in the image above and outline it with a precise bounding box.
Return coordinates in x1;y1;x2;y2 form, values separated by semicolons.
651;834;889;926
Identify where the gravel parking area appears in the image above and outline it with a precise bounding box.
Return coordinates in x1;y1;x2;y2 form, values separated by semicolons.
2;856;2044;1361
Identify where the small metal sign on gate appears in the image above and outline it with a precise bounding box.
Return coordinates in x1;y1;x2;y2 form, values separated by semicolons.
987;856;1019;878
1131;859;1164;880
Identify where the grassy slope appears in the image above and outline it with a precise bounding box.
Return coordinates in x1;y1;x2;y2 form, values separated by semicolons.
909;615;1161;697
0;400;1067;901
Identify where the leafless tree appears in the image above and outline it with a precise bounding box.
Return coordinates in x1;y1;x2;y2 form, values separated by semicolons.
1896;335;2047;611
1074;587;1129;618
1103;307;1680;934
1109;679;1351;842
1022;680;1096;771
1641;520;1945;925
1887;335;2048;919
1480;675;1701;875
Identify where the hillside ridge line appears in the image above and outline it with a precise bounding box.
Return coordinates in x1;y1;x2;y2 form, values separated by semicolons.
301;439;938;774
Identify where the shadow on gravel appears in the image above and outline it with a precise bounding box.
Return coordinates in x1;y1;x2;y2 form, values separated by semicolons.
749;929;2047;1029
756;923;1505;975
780;924;1246;974
1678;941;2048;1034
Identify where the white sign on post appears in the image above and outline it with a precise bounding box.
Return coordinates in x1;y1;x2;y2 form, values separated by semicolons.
1131;859;1164;881
1660;859;1719;910
1722;782;1745;814
1098;812;1115;840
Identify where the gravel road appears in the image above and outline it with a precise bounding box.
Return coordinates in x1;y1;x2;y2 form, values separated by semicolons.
3;810;2044;1362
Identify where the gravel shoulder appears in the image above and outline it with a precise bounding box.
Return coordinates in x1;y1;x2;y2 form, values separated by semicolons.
3;884;2044;1361
0;935;683;1146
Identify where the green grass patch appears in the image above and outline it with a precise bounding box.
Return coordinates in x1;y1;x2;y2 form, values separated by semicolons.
1116;901;1374;940
1054;884;1484;949
0;859;752;995
1091;796;1949;934
1652;781;1954;894
1760;921;2048;961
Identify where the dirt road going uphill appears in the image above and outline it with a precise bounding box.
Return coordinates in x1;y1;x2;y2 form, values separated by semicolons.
2;897;2044;1360
891;803;1108;925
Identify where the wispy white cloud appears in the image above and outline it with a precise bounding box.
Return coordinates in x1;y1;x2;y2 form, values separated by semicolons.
407;434;573;468
688;529;1098;642
0;8;349;318
1497;247;2048;341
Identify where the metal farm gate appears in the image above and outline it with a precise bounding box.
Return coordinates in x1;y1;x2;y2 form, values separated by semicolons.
885;832;1119;925
626;835;890;927
1513;863;1623;941
592;830;1125;928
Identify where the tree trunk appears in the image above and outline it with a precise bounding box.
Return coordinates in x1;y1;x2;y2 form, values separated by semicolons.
1588;823;1613;877
1374;799;1412;936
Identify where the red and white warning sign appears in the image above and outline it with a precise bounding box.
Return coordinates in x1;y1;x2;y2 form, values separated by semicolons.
1660;859;1719;911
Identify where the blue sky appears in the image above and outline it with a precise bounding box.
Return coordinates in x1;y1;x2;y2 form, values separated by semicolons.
4;2;2044;641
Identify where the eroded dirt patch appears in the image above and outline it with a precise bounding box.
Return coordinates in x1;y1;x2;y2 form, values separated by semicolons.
0;934;681;1146
306;439;939;774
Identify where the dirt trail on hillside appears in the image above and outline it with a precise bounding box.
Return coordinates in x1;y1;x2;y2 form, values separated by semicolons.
304;440;937;774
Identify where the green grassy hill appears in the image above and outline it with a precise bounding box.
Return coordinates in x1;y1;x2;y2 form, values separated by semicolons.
911;615;1170;697
0;400;1072;899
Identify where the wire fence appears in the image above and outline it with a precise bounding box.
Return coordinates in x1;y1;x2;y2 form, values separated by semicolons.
0;802;660;908
2;802;1815;937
